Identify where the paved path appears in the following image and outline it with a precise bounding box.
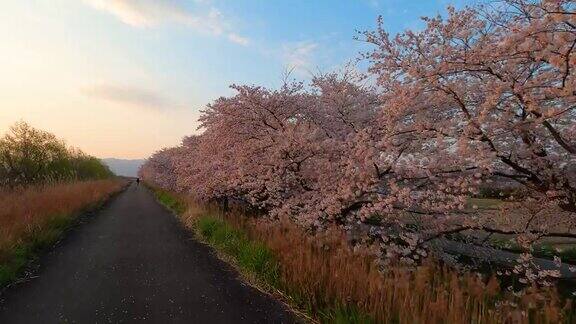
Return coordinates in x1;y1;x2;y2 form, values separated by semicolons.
0;183;295;323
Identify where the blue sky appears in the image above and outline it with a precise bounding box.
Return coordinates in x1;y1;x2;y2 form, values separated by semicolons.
0;0;474;158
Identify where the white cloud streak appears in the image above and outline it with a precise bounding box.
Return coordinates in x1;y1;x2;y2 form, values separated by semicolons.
227;33;250;46
83;0;249;45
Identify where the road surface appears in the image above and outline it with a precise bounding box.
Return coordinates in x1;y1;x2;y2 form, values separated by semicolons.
0;183;295;323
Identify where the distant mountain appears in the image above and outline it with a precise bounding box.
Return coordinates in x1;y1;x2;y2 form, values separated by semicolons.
101;158;145;178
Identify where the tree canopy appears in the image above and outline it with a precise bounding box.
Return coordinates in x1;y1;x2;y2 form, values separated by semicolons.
0;121;113;187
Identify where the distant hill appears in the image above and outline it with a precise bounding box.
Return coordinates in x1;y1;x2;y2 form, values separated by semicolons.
101;158;145;178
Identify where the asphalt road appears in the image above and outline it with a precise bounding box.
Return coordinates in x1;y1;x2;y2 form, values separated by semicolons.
0;183;295;324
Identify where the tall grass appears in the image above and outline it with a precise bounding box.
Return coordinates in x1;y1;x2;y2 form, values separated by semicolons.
196;217;281;287
0;179;126;286
245;219;571;323
156;190;574;324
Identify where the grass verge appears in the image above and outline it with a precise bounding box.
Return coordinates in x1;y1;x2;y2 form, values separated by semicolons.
152;188;187;215
0;180;127;288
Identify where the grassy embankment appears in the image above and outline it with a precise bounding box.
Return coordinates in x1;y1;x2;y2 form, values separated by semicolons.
152;187;574;324
0;180;126;287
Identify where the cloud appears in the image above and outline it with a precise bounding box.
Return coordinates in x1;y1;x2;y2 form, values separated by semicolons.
83;0;249;45
83;84;177;111
227;33;250;46
282;41;319;75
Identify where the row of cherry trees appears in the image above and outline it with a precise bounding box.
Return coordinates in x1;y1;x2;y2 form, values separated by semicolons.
141;0;575;270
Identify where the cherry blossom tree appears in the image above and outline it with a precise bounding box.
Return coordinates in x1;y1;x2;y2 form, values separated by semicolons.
140;0;575;272
190;74;380;219
354;0;575;264
139;146;187;192
363;0;575;211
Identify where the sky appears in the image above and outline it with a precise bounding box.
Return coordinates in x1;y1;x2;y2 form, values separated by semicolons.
0;0;474;159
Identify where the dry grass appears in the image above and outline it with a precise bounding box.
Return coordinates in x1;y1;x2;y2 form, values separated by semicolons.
176;199;574;324
0;180;125;263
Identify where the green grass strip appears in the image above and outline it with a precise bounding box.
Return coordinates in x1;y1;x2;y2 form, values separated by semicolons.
151;188;187;215
196;216;281;287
